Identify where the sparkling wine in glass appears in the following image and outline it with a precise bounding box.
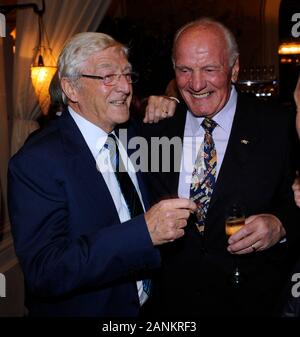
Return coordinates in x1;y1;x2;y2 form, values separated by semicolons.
225;204;245;285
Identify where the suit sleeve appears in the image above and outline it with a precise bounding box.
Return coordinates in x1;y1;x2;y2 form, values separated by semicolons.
8;150;161;297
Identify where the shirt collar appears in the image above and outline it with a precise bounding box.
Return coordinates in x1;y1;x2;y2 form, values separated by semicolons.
68;107;110;159
187;86;238;135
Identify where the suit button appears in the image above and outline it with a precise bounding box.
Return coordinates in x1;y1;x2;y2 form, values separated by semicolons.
200;247;207;255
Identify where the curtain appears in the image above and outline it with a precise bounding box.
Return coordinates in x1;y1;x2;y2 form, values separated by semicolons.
10;0;111;155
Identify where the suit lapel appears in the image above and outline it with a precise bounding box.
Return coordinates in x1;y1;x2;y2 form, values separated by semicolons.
209;94;261;209
164;103;188;195
58;111;119;214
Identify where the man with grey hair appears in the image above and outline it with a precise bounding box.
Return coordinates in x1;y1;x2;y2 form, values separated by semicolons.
142;18;300;316
8;32;196;317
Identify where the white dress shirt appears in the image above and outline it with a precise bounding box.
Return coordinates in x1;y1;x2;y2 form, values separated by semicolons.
69;107;148;305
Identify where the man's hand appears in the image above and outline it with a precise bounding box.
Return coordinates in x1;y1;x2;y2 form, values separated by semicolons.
292;175;300;208
145;198;196;245
143;96;178;123
227;214;286;254
294;76;300;109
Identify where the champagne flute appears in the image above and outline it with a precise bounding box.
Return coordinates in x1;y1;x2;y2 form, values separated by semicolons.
225;204;245;285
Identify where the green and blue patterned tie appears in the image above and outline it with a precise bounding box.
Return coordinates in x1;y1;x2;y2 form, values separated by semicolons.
190;118;217;233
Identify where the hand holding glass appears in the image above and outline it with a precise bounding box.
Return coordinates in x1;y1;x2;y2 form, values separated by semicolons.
225;204;245;285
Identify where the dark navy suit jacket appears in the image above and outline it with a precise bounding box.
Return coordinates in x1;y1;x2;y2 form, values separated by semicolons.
8;110;161;317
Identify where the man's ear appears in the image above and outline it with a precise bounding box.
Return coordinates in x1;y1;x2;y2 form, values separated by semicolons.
61;78;79;103
231;57;240;83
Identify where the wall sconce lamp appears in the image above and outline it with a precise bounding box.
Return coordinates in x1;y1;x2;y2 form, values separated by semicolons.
0;0;57;115
278;42;300;55
31;2;57;115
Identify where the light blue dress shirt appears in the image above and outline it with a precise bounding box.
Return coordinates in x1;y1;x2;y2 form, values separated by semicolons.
178;86;237;198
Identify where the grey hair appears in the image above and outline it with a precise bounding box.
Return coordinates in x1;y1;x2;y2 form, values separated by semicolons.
172;17;239;68
58;32;128;104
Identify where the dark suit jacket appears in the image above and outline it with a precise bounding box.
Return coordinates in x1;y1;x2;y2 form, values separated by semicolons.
141;93;300;317
8;110;161;317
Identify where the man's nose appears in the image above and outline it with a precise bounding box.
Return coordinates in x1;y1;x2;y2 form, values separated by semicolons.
116;74;131;93
190;70;206;91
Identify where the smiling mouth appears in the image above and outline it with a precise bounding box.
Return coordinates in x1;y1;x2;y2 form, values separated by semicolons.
190;91;212;99
109;99;128;105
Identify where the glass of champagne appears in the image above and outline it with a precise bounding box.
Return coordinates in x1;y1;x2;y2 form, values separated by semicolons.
225;204;245;285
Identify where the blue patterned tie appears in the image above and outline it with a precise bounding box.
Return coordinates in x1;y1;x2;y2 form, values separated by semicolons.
105;134;151;298
190;118;217;233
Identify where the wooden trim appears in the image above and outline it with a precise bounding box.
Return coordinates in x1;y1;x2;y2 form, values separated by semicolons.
0;222;18;273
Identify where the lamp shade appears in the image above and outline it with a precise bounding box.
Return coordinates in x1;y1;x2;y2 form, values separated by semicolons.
278;42;300;55
31;65;56;115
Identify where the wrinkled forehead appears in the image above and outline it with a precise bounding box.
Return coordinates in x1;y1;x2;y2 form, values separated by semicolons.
175;25;227;58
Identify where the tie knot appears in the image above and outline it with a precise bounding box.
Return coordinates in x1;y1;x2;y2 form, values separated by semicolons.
104;133;117;151
201;118;217;134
